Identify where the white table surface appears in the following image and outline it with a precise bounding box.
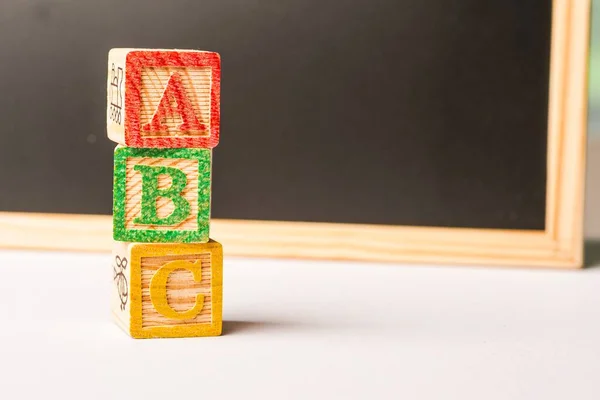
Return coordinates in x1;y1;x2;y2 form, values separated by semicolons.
0;250;599;399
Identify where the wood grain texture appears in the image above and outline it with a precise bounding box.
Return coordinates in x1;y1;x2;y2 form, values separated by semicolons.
107;49;220;149
543;0;589;267
112;241;223;339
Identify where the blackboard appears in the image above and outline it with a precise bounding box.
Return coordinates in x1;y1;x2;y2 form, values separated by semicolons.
0;0;589;267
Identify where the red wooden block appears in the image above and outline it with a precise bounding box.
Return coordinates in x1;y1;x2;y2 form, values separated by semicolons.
107;49;220;149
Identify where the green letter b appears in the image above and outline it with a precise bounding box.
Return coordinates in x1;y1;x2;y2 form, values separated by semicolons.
133;165;191;226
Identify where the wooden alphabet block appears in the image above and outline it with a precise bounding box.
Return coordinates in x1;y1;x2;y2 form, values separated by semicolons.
113;146;211;243
111;240;223;338
107;48;220;149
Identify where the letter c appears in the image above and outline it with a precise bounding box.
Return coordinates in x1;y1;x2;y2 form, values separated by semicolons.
150;260;204;320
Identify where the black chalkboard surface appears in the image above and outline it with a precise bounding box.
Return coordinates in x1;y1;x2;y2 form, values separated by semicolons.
0;0;589;267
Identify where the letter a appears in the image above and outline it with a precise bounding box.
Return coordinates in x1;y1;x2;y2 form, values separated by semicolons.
142;72;207;133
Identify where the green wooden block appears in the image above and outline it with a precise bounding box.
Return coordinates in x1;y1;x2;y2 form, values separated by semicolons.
113;146;211;243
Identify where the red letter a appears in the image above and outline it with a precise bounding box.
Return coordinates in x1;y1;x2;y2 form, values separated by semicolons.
142;72;207;133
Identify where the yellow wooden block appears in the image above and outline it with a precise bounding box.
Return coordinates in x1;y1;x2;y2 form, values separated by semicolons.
111;240;223;338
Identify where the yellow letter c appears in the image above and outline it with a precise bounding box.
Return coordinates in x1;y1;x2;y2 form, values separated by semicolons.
150;260;205;320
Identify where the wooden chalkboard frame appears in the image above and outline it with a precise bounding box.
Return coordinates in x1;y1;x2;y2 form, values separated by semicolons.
0;0;589;268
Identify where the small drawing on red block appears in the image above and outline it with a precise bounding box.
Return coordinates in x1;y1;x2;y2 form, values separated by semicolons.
109;64;124;125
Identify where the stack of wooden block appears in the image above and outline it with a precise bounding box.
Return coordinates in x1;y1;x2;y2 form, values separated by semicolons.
107;49;222;339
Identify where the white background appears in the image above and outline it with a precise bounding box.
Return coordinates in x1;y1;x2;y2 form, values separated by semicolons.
0;249;599;400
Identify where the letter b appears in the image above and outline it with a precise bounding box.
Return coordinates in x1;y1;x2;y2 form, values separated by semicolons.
133;164;191;226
